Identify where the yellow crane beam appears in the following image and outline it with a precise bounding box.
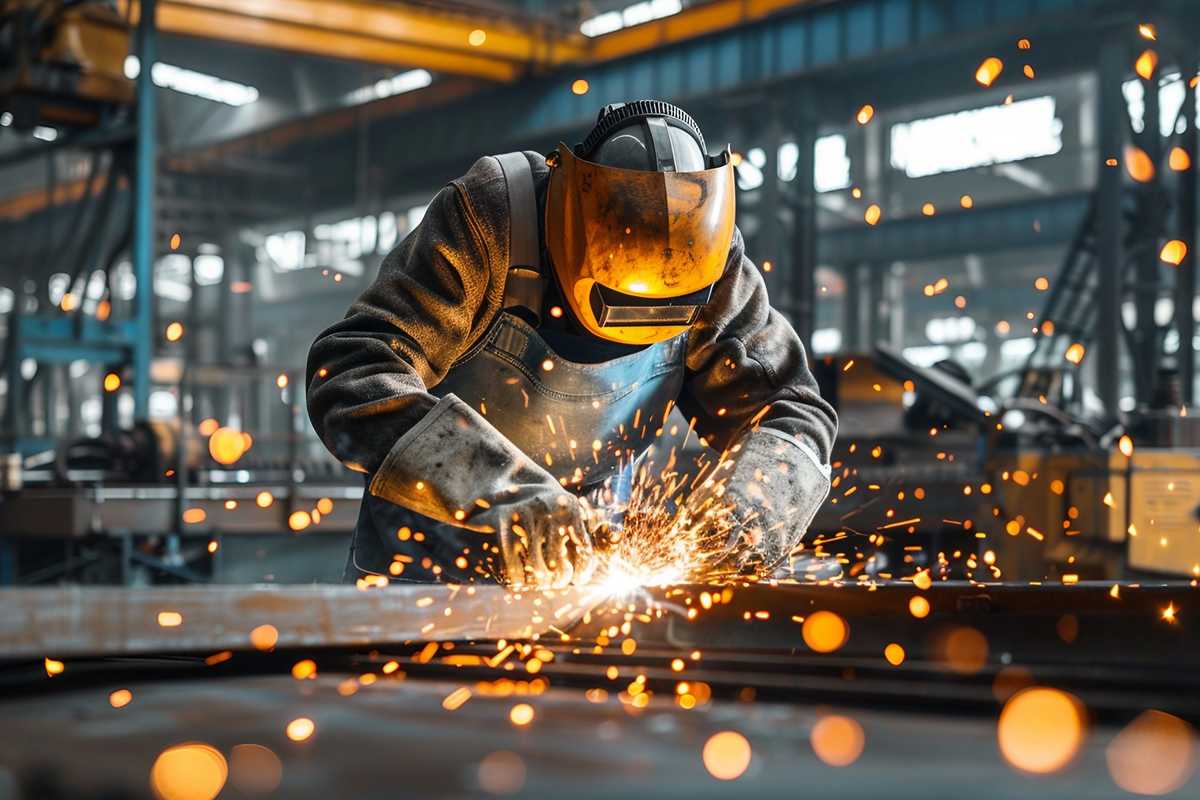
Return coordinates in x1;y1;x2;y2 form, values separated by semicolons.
119;0;589;81
591;0;821;62
118;0;816;83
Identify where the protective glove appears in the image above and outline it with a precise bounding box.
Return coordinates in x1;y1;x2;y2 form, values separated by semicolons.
684;428;831;573
368;394;595;588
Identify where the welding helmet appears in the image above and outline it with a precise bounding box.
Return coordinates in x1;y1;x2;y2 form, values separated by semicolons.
545;100;736;345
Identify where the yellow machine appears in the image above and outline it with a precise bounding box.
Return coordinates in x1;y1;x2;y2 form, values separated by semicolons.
991;445;1200;579
0;1;133;127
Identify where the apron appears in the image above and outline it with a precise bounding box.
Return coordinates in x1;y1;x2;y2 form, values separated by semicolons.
348;312;686;582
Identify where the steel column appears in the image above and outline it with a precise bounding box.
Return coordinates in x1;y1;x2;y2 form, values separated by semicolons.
132;0;157;420
790;94;818;345
1177;63;1198;406
1134;67;1161;405
842;264;862;352
1096;33;1127;414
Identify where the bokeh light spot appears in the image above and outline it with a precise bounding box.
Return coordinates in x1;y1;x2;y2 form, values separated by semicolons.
998;687;1085;774
702;731;752;780
150;743;228;800
811;715;865;767
802;610;849;653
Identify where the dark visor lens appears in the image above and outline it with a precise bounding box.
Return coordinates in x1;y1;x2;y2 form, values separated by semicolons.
589;282;713;328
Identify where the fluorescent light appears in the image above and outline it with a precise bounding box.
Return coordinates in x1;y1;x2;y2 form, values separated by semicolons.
581;0;681;37
0;112;11;127
890;96;1062;178
32;126;58;141
123;55;259;106
345;69;432;105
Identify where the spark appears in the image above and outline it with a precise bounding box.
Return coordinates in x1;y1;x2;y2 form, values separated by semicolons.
1162;603;1177;623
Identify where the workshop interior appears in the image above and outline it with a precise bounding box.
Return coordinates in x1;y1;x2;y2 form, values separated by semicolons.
0;0;1198;797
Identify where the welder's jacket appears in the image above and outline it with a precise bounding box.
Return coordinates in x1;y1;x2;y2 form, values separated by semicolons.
306;151;837;581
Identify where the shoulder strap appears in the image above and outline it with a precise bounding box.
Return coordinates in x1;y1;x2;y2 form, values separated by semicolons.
494;152;545;323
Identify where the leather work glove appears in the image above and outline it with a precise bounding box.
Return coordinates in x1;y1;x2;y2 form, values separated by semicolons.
369;394;595;589
684;428;831;574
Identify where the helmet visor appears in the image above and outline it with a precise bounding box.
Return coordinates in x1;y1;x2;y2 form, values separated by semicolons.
545;143;736;344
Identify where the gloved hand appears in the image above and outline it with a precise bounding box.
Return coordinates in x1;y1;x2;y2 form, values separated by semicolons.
368;394;595;588
492;487;597;589
684;428;831;573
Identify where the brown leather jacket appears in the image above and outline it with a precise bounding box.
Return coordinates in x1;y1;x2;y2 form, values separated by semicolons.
306;152;837;480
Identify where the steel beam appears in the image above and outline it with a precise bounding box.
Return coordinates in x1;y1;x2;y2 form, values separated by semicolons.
0;584;591;658
1096;30;1127;415
1177;60;1198;406
131;0;157;420
819;192;1090;265
120;0;585;81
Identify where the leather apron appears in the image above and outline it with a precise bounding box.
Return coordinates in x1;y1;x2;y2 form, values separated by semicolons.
347;152;688;582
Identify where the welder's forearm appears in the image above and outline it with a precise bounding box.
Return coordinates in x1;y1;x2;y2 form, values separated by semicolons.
306;325;438;474
747;384;838;465
367;393;567;530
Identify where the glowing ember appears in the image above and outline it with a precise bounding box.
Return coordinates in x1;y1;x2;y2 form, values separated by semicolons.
975;57;1003;86
286;717;315;742
802;611;849;653
1125;145;1156;182
157;611;183;627
1169;147;1191;171
702;731;752;780
150;743;228;800
509;703;535;727
811;715;865;767
291;659;317;680
208;426;248;465
1160;240;1188;265
997;687;1085;774
1135;49;1158;80
249;624;279;651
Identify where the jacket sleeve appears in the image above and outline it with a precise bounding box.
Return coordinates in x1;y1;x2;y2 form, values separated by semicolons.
676;227;838;464
305;178;500;474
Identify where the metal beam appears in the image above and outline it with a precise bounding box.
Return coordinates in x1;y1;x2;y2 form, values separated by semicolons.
590;0;819;62
0;584;590;657
132;0;157;420
818;192;1090;265
120;0;586;81
1096;30;1126;414
1177;58;1198;406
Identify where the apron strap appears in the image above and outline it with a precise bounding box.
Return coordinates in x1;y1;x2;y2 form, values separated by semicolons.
494;152;544;323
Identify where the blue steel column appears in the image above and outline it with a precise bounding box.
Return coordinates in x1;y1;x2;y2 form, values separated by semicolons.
1177;61;1197;406
1096;31;1126;415
132;0;157;419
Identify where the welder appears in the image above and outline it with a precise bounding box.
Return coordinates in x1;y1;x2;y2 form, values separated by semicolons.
307;100;837;589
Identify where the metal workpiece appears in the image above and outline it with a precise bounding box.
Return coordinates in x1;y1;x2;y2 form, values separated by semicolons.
0;584;593;659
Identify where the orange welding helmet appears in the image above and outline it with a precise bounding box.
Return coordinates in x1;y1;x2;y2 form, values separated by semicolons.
545;100;736;345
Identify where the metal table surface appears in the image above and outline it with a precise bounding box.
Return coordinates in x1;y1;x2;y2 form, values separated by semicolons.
0;581;1196;798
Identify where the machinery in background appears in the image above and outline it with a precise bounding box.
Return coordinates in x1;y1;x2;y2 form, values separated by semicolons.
0;364;358;586
854;343;1200;583
0;0;133;130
